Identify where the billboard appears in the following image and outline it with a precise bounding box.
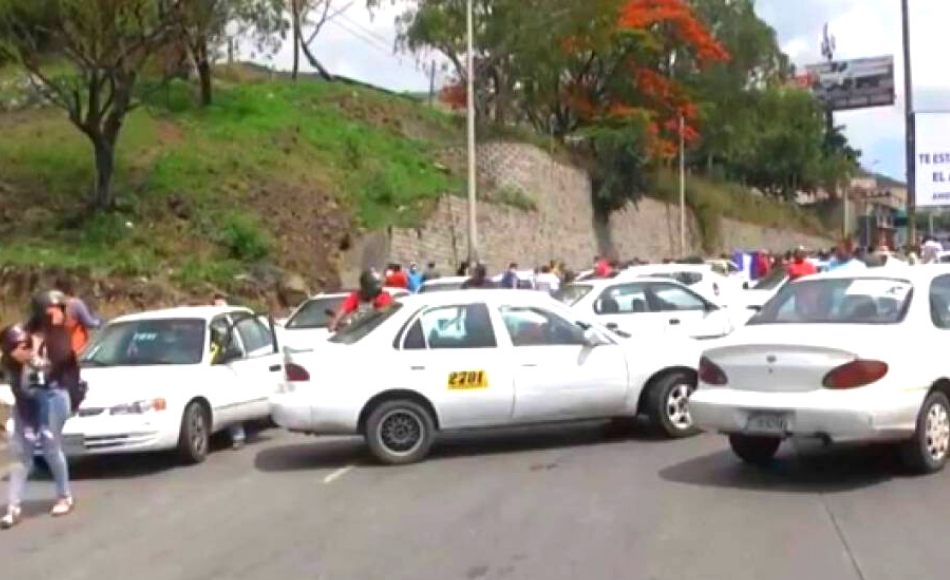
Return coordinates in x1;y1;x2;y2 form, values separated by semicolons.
804;56;895;111
915;112;950;208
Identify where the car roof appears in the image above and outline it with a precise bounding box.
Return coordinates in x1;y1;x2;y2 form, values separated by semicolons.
421;276;468;285
397;289;562;308
567;276;692;289
111;306;252;324
794;265;945;283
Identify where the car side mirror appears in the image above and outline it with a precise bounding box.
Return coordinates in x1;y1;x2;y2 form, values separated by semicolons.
217;343;243;365
704;302;719;313
742;281;750;290
583;327;609;348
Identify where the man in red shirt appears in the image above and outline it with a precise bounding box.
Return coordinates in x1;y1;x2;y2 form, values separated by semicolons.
329;270;393;332
786;246;817;281
384;263;409;289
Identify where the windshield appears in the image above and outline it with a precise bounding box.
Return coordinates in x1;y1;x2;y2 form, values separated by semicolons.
286;297;345;329
83;318;206;367
329;303;403;345
553;284;593;306
749;278;912;325
751;266;788;290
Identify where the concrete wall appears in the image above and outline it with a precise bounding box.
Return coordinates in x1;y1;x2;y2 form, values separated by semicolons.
364;142;834;275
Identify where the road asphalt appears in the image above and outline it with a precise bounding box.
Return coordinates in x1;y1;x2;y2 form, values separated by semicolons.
2;422;949;580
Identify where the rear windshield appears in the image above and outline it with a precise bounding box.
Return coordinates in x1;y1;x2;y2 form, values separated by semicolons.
286;297;345;329
329;303;403;345
749;278;912;325
553;284;593;306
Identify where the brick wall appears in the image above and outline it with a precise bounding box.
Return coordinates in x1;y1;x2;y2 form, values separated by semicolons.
349;142;833;278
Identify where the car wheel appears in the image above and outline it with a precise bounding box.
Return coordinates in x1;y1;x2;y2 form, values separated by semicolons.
729;434;781;467
900;391;950;474
364;400;435;465
177;401;210;465
647;370;700;438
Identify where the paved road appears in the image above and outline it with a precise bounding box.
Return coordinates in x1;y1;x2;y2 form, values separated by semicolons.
2;423;950;580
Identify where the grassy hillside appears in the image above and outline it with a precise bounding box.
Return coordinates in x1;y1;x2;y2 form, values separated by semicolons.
0;65;462;294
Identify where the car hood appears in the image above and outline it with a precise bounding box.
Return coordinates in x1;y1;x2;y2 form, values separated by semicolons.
79;366;207;407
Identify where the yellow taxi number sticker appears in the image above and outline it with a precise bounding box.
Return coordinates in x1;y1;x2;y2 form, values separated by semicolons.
448;370;489;390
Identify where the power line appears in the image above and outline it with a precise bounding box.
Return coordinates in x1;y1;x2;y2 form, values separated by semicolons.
337;11;396;49
328;18;396;58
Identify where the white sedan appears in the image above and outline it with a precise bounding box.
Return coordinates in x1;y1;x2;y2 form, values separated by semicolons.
281;288;408;349
271;290;703;464
555;277;736;339
56;306;283;463
617;263;745;308
691;267;950;473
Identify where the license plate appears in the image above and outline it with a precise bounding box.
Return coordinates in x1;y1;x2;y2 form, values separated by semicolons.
746;412;789;435
62;434;86;455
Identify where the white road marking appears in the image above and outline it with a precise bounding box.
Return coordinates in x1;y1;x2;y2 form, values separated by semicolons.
322;465;355;485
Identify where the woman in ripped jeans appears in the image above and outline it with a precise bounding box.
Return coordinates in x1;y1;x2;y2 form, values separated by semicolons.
1;290;80;529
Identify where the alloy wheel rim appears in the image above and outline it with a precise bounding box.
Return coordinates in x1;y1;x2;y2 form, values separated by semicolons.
666;383;693;429
925;402;950;462
191;410;207;455
377;410;424;456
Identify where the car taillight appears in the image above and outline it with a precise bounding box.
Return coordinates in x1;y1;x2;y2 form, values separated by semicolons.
285;363;310;382
822;360;888;390
699;356;727;386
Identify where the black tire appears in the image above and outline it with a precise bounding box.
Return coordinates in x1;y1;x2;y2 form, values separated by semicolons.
177;401;210;465
364;400;435;465
900;391;950;474
729;434;781;467
646;370;700;438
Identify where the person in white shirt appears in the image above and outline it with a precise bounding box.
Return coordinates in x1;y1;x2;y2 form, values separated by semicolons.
535;264;561;294
921;236;942;264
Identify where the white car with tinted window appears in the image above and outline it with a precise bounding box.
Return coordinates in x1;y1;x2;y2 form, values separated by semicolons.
271;290;702;464
691;267;950;473
555;277;736;340
618;264;744;307
43;307;283;463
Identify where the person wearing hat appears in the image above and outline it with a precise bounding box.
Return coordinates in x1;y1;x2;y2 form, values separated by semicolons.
787;246;817;281
328;269;394;332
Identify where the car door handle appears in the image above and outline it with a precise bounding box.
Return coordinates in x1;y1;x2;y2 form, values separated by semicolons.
521;363;538;368
668;319;681;325
411;365;426;371
269;364;282;372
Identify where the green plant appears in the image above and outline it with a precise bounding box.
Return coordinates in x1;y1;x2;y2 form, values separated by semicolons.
485;184;538;211
218;213;271;261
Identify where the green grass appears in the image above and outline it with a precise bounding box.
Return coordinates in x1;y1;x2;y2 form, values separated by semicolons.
651;171;827;253
0;71;463;289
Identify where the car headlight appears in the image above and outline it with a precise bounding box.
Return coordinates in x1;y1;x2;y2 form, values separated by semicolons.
110;398;167;415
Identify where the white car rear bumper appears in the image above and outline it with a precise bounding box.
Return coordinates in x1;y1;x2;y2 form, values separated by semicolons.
690;387;926;442
270;391;359;435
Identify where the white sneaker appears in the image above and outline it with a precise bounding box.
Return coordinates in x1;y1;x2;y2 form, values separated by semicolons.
1;506;22;529
50;497;74;517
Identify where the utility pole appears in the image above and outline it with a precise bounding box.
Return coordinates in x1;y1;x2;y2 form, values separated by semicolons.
428;60;436;107
465;0;479;263
902;0;917;245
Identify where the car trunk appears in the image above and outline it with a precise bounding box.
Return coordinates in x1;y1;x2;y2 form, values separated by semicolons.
705;325;880;393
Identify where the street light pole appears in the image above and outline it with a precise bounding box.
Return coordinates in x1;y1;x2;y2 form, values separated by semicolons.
465;0;479;264
902;0;916;245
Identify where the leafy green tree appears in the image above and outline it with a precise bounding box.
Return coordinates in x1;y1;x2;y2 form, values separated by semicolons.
0;0;185;210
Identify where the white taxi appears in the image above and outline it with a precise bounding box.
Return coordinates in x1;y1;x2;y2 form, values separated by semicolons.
691;267;950;473
271;290;703;464
556;277;736;339
58;307;283;463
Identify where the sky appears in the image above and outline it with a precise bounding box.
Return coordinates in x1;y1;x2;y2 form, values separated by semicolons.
260;0;950;182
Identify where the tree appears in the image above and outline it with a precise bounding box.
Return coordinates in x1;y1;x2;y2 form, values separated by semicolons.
0;0;183;210
289;0;350;80
174;0;287;106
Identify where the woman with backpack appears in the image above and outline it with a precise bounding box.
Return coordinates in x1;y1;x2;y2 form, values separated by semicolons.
1;290;82;529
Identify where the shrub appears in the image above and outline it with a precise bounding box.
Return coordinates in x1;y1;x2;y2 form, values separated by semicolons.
218;213;271;261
